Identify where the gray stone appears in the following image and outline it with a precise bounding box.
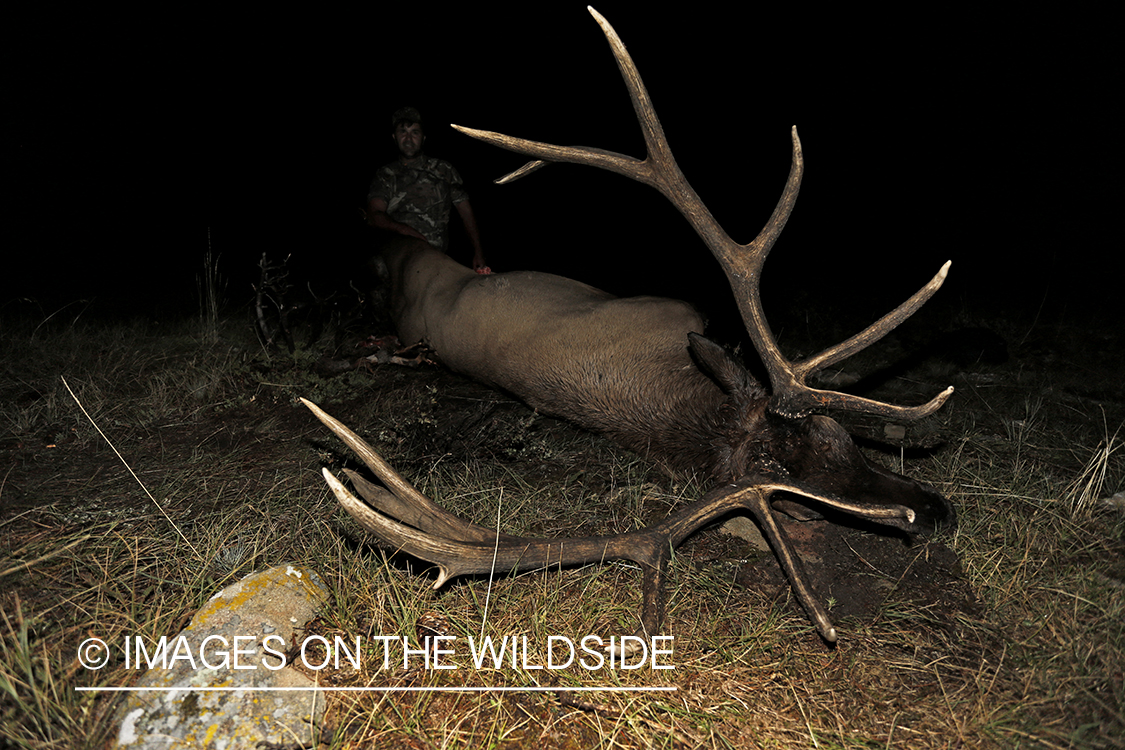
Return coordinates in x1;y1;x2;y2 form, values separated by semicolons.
719;516;770;551
114;564;330;749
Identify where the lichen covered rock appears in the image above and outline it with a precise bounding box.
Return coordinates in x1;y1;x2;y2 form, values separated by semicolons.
114;564;329;749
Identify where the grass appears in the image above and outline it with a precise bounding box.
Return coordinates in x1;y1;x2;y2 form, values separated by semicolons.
1;304;1123;749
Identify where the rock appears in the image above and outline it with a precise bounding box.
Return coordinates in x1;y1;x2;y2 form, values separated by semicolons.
719;516;770;552
114;564;329;749
883;423;907;441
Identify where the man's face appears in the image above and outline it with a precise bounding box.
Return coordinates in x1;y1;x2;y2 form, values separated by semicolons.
393;122;424;160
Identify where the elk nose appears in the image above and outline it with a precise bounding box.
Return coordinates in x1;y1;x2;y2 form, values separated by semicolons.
917;489;957;535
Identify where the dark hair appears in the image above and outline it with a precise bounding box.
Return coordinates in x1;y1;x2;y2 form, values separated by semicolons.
392;106;423;132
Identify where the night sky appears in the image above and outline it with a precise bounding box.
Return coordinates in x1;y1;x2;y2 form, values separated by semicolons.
6;5;1119;337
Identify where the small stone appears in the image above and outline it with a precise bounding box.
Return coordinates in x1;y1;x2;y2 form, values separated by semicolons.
719;516;770;551
884;424;907;441
113;564;330;749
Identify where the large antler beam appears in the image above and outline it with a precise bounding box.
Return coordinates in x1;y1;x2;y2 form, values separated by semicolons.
452;6;952;422
304;399;922;644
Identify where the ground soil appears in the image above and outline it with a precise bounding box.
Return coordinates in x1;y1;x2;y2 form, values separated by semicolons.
3;308;1123;747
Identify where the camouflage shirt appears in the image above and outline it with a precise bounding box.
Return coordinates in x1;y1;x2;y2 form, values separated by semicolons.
367;154;468;252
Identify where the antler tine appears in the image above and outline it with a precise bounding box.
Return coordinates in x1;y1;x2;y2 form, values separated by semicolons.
769;262;956;419
649;477;920;644
302;398;508;543
322;468;483;589
302;398;425;504
304;397;666;553
340;468;523;544
455;8;953;424
450;7;743;262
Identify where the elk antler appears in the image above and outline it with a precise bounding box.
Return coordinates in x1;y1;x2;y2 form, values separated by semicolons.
452;7;953;421
304;398;921;644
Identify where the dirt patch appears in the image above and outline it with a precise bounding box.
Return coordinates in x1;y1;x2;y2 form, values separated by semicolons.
734;516;977;629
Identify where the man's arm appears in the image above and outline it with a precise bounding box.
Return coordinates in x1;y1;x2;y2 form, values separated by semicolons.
366;197;427;242
455;199;488;272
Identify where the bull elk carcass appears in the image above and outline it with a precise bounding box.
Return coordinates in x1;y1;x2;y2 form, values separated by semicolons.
305;7;955;645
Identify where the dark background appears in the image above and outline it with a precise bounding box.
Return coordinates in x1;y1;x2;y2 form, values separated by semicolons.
5;4;1119;340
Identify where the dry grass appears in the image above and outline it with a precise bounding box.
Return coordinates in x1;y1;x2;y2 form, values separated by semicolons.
1;308;1123;748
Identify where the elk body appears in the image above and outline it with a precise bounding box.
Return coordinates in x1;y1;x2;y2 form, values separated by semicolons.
378;237;746;480
308;8;955;645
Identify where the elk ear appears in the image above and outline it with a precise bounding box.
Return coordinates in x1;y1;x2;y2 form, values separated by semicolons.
688;333;765;399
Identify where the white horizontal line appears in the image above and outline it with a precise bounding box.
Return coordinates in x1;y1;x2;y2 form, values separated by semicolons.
77;686;676;693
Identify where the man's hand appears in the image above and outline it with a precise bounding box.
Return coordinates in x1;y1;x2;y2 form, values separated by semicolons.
368;197;428;243
473;250;491;274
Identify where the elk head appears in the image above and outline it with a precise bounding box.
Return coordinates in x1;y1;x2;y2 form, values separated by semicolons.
685;333;953;535
307;7;954;646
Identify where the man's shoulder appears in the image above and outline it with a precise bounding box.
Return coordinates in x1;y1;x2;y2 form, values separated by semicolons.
422;155;455;170
418;155;460;178
377;156;456;175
